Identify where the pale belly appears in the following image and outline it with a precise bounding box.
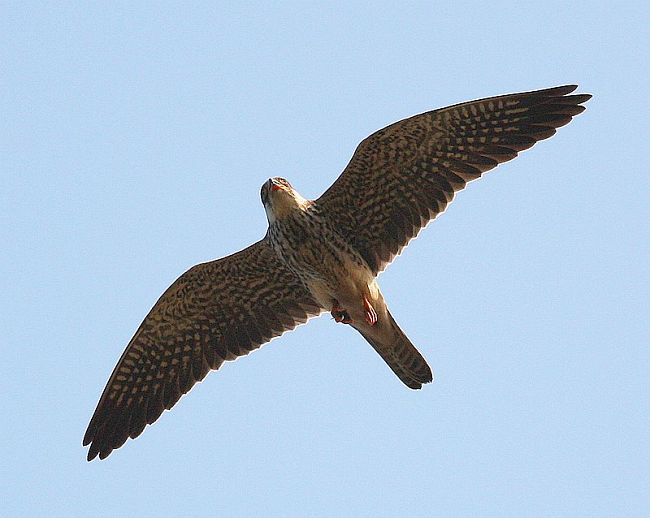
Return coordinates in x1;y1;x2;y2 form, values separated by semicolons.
298;245;379;316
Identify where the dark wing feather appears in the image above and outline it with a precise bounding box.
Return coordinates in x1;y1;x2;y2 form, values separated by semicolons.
317;85;591;274
83;239;322;460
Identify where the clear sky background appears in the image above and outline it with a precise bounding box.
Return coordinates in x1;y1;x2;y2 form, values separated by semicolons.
2;2;648;517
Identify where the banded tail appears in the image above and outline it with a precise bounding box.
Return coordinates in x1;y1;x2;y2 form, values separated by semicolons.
353;308;433;389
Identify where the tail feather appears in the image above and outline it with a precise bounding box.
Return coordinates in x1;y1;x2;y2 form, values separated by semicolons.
353;309;433;389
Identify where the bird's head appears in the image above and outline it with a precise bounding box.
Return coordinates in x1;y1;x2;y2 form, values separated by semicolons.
261;177;309;223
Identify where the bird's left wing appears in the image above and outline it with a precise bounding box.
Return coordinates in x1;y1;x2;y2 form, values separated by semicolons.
83;238;322;460
317;85;591;275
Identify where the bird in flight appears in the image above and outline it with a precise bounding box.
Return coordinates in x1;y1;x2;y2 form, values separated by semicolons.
84;85;590;460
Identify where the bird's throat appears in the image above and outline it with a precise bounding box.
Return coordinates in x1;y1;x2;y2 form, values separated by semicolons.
266;192;311;223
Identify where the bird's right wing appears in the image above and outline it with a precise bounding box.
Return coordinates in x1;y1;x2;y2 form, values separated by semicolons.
83;238;322;460
317;85;591;275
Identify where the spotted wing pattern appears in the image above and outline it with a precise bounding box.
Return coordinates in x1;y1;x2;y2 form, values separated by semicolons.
317;85;591;274
83;239;322;460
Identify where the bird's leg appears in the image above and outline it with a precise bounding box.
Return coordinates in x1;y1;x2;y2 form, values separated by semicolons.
363;295;378;326
331;299;352;324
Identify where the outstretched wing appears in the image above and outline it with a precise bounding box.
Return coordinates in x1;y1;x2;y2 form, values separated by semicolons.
317;85;591;274
83;239;322;460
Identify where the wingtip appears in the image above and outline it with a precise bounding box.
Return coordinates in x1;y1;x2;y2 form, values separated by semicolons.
86;446;99;462
534;84;592;99
553;84;594;102
98;449;112;460
536;84;578;96
85;438;117;461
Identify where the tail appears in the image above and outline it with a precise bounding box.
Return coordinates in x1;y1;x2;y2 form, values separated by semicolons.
352;309;433;390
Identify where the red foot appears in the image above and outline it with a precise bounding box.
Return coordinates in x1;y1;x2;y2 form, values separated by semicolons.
331;300;352;324
363;295;377;326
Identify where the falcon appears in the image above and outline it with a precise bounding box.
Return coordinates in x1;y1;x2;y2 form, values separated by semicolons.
84;85;590;460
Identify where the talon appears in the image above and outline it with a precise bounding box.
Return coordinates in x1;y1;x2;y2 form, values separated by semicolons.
331;300;353;324
363;295;377;326
333;311;352;324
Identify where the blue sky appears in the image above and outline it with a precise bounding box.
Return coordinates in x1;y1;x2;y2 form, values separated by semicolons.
2;2;648;517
